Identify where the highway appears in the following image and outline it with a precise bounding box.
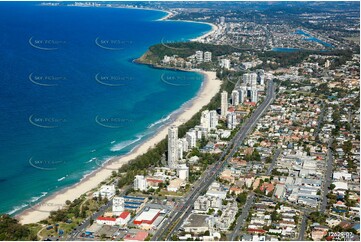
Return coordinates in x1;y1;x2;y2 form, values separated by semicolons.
229;193;255;241
153;79;276;241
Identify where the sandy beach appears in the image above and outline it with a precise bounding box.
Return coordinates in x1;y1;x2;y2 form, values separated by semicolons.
190;22;218;42
160;18;218;42
17;70;222;224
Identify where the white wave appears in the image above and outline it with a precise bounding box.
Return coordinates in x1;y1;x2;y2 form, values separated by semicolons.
57;175;68;181
30;192;48;202
85;157;96;163
147;114;172;129
7;204;28;215
8;192;48;215
110;135;144;152
90;149;96;153
111;140;116;144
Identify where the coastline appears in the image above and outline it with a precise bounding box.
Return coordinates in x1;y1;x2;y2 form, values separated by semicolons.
189;21;218;42
17;6;221;225
18;70;222;224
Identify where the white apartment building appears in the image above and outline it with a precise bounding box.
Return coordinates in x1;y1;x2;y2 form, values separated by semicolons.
231;90;239;106
112;196;125;216
134;175;148;191
227;113;238;129
220;59;230;69
186;131;197;148
204;51;212;62
221;91;228;118
168;125;179;168
251;88;258;103
196;50;203;62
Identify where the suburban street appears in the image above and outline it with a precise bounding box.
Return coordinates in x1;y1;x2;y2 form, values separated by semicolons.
229;193;255;241
266;148;282;175
298;214;308;241
153;80;276;241
320;138;334;213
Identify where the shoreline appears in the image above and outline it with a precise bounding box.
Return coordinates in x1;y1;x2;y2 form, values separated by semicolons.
17;6;221;225
18;70;221;224
189;21;218;42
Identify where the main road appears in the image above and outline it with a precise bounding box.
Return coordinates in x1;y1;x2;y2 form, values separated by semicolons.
153;80;276;241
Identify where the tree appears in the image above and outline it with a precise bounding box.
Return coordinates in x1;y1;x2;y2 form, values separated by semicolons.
271;211;280;221
252;149;261;161
342;140;353;155
236;192;247;205
208;208;215;215
309;211;326;224
0;215;37;241
171;234;179;241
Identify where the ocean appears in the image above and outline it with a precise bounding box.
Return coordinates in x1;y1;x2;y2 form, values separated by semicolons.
0;2;211;215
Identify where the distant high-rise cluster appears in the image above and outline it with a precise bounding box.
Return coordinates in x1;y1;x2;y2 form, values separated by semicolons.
231;70;266;105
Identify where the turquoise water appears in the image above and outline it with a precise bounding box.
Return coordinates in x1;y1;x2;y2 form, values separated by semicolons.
272;29;333;52
271;47;300;52
295;29;333;48
0;2;211;215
